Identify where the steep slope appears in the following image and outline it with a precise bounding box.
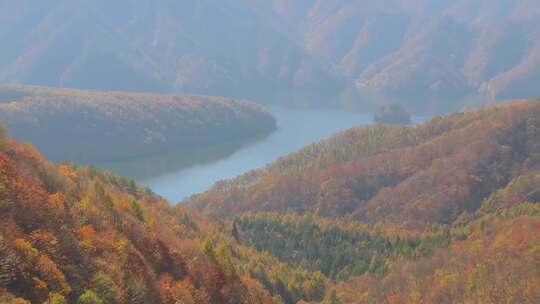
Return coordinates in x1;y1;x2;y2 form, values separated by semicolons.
2;1;540;112
0;126;279;303
232;204;540;303
0;103;537;304
334;207;540;303
0;85;276;163
0;0;343;107
354;1;540;109
254;0;540;111
357;15;475;110
186;99;540;303
188;99;540;228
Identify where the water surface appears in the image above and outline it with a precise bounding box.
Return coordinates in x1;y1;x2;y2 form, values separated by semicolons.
102;107;374;202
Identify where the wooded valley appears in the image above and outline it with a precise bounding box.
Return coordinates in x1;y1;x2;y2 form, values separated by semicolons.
0;100;537;303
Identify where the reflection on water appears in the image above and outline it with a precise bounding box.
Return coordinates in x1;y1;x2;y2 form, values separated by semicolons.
99;107;375;202
98;131;273;181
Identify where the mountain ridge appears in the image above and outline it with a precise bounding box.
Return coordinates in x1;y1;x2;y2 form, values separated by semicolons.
187;99;540;229
1;0;540;112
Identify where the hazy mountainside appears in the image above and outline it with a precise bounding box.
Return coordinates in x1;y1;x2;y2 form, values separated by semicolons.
1;0;539;112
0;0;342;107
187;100;540;228
0;127;281;303
250;0;540;111
0;85;276;163
185;99;540;303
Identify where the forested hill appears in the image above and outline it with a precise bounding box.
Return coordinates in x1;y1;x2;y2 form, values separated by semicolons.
0;101;537;303
184;99;539;303
187;99;540;228
1;1;539;112
0;124;282;303
0;85;276;163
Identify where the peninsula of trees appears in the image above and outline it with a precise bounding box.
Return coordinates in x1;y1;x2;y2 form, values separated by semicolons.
0;85;276;163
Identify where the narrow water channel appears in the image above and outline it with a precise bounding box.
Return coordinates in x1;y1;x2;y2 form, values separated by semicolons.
101;107;375;202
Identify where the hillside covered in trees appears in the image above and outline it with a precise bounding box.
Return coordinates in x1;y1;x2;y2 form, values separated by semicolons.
0;122;286;303
0;85;276;163
0;100;538;303
186;100;539;303
188;100;539;227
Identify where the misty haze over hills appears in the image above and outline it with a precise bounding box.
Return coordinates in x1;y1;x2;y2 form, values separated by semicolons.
0;0;539;113
0;2;539;304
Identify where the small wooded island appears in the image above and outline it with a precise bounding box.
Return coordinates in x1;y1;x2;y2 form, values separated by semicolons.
374;103;412;125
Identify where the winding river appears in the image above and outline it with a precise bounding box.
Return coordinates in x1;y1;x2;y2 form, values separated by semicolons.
100;107;377;202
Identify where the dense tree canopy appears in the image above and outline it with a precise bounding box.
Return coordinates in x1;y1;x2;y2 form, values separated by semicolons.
0;127;277;304
188;100;539;228
186;99;540;303
0;85;276;163
0;99;538;303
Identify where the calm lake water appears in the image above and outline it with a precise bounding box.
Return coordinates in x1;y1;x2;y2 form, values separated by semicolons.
100;107;374;202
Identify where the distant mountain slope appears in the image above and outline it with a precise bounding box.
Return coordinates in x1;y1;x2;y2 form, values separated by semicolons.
0;85;276;163
0;127;277;304
1;0;539;112
0;0;343;106
187;99;540;229
253;0;540;111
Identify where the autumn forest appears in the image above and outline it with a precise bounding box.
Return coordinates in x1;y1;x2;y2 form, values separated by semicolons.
0;99;537;303
1;1;540;303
